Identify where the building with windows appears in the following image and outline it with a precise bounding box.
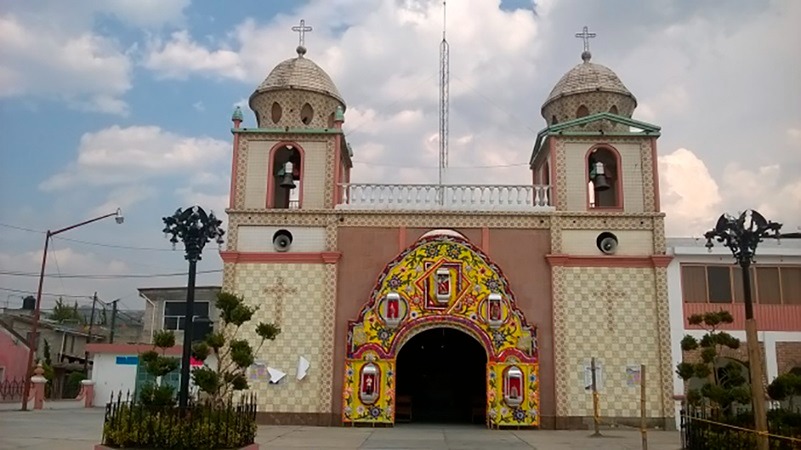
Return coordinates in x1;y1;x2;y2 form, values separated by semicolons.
139;286;219;344
216;25;675;430
667;237;801;420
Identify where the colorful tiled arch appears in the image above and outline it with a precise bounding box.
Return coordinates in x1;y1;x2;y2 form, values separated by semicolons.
342;233;540;427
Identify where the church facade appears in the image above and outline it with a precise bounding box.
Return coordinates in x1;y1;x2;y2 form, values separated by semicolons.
219;33;674;430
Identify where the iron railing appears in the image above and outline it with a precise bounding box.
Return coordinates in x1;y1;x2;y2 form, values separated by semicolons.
0;378;25;401
101;391;258;450
680;407;801;450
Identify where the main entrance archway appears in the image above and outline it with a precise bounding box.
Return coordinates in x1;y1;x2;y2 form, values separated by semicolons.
396;328;487;423
342;232;540;428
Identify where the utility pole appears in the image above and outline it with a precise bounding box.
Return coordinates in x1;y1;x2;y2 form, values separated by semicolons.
109;300;118;344
84;292;97;374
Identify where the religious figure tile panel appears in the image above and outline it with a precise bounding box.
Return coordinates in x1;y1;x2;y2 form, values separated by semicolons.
342;234;539;427
487;362;540;427
342;353;395;424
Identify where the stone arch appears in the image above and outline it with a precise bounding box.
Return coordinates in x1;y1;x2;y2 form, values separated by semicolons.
342;234;540;427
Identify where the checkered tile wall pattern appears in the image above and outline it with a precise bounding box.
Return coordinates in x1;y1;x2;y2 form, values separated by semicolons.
553;266;673;419
230;262;336;414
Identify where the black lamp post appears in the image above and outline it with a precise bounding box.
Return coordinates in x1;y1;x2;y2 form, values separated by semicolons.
162;206;224;411
704;209;782;450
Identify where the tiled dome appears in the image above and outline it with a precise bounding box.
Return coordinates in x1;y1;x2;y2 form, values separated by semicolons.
253;47;345;106
542;54;636;111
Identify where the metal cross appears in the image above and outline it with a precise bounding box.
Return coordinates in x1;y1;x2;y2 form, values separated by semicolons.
263;276;297;326
291;19;313;48
575;26;597;53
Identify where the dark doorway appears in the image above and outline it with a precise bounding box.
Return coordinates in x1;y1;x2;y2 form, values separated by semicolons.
395;328;487;424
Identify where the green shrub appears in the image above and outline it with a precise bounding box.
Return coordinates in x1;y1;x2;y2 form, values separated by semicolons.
103;402;257;450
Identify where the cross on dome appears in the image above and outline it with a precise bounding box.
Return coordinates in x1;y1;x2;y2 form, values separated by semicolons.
292;19;313;56
575;25;596;62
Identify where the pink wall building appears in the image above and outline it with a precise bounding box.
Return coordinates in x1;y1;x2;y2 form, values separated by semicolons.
0;321;30;381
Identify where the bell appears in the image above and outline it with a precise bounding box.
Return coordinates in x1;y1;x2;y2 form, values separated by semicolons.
278;161;296;189
592;161;610;191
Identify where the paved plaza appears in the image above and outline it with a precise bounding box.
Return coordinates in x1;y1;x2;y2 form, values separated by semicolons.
0;408;682;449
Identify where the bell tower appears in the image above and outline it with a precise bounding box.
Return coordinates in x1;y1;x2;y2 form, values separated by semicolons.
529;27;661;214
228;19;351;212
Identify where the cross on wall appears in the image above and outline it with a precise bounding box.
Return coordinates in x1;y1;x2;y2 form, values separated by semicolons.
263;276;298;326
593;280;627;332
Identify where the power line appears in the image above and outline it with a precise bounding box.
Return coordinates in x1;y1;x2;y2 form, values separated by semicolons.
0;269;223;279
0;223;179;252
0;287;95;299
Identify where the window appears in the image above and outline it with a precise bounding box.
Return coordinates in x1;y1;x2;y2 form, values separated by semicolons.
576;105;589;118
609;105;618;115
782;267;801;305
681;265;801;305
300;103;314;125
163;301;210;330
0;367;5;381
681;266;707;303
271;102;282;123
707;266;732;303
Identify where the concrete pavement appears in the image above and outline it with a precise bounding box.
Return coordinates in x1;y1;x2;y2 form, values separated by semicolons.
0;408;682;449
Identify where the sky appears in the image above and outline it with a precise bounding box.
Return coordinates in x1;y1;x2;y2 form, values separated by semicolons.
0;0;799;311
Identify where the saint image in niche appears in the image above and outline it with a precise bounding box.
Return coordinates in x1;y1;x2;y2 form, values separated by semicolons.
489;299;502;322
436;271;450;296
363;373;375;396
387;297;398;320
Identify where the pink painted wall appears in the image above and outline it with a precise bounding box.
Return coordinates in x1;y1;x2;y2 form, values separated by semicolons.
0;327;30;381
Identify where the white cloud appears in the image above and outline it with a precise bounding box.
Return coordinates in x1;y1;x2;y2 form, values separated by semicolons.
0;14;132;114
40;125;229;190
658;148;801;236
193;101;205;111
0;0;189;113
90;185;158;217
658;148;723;236
143;30;246;80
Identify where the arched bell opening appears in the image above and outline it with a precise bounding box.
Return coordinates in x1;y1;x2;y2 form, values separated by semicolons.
586;145;621;209
395;327;487;424
269;143;303;209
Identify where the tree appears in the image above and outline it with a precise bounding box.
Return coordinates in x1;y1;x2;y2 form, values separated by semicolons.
138;330;180;406
191;292;280;404
676;310;750;417
48;297;82;324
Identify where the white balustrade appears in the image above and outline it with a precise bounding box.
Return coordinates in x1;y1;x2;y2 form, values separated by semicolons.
336;184;552;211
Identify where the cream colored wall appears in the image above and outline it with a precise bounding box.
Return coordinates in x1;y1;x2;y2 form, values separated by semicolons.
561;230;654;256
243;140;275;209
237;226;327;252
563;142;645;213
554;266;669;418
300;140;328;209
232;263;330;413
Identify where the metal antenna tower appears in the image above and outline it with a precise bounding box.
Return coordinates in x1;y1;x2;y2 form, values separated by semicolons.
438;0;449;200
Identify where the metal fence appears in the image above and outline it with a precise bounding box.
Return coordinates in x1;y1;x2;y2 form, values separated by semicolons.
681;408;801;450
101;391;258;450
0;378;25;402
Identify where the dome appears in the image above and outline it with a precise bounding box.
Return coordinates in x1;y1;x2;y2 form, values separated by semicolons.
252;48;345;106
543;56;636;110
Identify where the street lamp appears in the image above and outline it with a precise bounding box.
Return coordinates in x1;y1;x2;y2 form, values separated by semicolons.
162;206;224;411
21;208;124;411
703;209;781;450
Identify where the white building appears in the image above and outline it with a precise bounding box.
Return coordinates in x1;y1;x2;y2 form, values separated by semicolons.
667;236;801;423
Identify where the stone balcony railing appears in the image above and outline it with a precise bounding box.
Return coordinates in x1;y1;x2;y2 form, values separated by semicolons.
336;184;552;211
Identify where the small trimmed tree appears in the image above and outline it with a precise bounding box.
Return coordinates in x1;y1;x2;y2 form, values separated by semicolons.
191;292;280;404
676;310;750;417
139;330;180;406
